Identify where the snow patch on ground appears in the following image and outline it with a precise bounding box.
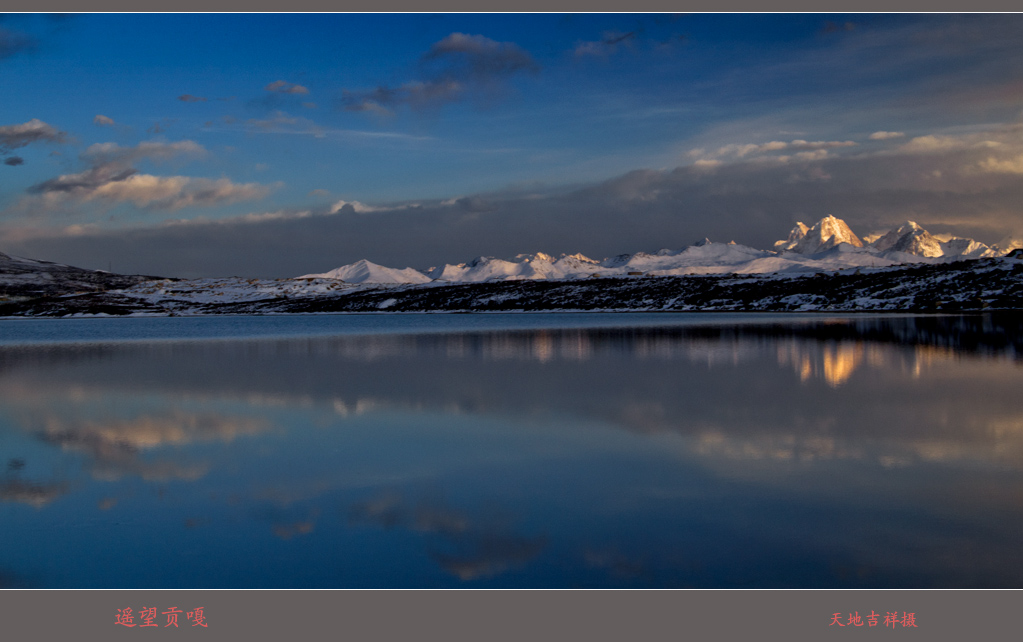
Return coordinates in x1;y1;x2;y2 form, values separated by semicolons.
117;277;363;305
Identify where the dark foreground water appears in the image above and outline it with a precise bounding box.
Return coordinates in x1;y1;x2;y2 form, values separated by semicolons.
1;312;1021;588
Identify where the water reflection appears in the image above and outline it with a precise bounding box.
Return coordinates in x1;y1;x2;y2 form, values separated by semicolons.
0;313;1021;587
0;478;68;508
349;491;547;581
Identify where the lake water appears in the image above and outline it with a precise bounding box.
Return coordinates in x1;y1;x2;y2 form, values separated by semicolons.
1;312;1021;588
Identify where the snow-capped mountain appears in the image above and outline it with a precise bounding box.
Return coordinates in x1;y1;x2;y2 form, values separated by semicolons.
870;222;926;253
423;252;609;282
777;218;1001;260
866;221;998;259
299;259;432;284
299;216;1008;284
774;215;863;254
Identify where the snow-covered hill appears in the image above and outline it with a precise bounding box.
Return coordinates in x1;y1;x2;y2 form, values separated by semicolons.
0;251;156;300
299;259;432;284
301;216;1009;284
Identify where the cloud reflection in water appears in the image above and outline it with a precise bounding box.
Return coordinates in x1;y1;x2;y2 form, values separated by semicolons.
0;314;1021;587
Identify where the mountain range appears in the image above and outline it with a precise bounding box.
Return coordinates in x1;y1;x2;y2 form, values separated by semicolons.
2;215;1021;317
299;216;1009;284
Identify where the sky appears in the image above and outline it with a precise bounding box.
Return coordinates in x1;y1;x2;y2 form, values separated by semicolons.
1;13;1022;278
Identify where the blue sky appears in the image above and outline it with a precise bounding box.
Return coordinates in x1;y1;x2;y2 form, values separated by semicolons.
1;13;1022;277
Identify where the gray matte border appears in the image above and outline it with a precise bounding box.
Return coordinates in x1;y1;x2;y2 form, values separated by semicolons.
2;589;1021;640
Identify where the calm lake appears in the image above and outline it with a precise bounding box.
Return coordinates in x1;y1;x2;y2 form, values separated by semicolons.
1;312;1021;588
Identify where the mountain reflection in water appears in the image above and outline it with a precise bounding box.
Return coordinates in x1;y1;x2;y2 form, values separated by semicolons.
0;313;1021;588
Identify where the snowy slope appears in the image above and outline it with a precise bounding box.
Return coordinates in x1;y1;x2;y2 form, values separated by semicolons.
122;277;360;306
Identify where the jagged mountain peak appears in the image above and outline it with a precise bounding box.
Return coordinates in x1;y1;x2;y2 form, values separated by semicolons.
466;256;495;268
889;228;943;257
512;252;556;263
864;221;1001;259
870;221;924;252
560;253;599;264
776;216;863;254
773;222;809;251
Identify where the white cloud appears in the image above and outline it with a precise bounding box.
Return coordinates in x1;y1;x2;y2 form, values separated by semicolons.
88;174;191;206
265;80;310;95
976;155;1023;174
0;118;66;153
212;111;432;142
27;162;273;211
869;131;905;140
342;32;536;115
63;223;100;236
87;175;272;210
714;143;766;158
328;199;424;214
900;135;966;153
330;199;387;214
706;139;856;162
789;140;856;150
93;115;115;126
163;209;315;226
692;159;722;168
424;33;539;78
794;149;830;161
83;140;207;164
231;209;312;223
244;111;332;138
22;138;230;212
573;30;638;58
893;130;1023;175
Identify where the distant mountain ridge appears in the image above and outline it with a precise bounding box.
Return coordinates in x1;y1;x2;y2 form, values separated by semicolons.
10;254;1021;317
301;216;1009;284
1;215;1013;309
